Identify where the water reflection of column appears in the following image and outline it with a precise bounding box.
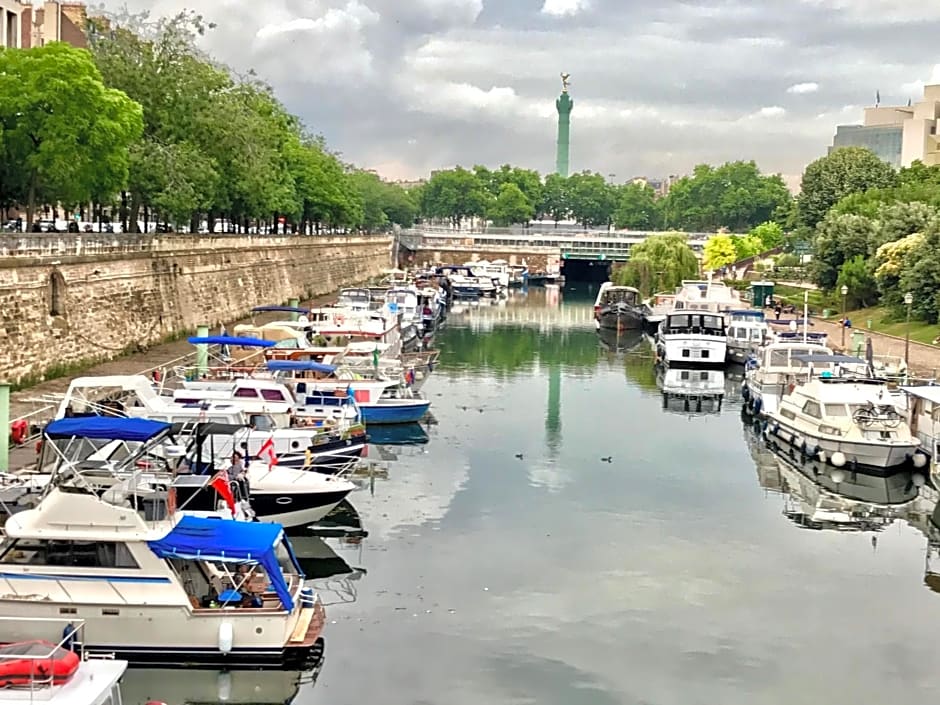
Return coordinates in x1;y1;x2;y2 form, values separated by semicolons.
545;361;562;457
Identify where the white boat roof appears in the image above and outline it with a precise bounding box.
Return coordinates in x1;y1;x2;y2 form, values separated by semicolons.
798;378;893;403
4;489;176;541
901;385;940;404
0;659;127;705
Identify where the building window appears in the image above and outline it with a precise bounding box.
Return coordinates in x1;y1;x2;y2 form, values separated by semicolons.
49;270;66;317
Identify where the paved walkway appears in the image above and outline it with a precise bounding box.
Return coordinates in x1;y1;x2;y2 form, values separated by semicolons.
806;316;940;378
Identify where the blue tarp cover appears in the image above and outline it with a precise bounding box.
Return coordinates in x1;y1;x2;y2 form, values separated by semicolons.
46;417;171;442
148;515;295;611
251;305;311;314
188;336;277;348
267;360;337;374
728;310;764;317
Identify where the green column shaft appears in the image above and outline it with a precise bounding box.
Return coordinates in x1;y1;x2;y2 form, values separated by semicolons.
555;92;573;178
0;383;9;472
289;297;300;322
196;324;210;375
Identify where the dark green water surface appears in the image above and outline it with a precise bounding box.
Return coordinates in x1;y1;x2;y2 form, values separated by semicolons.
124;286;940;705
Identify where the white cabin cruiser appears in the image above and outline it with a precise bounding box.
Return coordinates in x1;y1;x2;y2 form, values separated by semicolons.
56;375;368;471
0;423;327;667
336;288;372;313
765;377;928;471
742;343;842;417
725;309;769;364
656;311;727;366
465;260;510;291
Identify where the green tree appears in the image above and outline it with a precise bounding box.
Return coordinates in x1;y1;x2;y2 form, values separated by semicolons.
420;167;490;226
539;173;569;226
797;147;897;227
612;182;659;229
614;232;699;295
489;183;534;226
661;161;791;232
749;221;784;249
567;171;615;228
836;255;877;309
0;42;143;224
702;234;737;271
898;219;940;322
348;171;390;231
810;213;878;290
873;232;925;314
731;233;763;260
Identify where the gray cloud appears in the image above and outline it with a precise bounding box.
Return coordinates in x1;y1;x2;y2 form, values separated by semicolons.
104;0;940;182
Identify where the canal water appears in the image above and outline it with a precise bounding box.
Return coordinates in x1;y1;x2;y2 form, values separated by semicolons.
124;286;940;705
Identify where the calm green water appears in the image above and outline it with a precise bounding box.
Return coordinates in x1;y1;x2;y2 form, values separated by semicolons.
124;286;940;705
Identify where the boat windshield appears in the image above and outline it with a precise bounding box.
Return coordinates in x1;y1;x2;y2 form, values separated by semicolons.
602;289;638;306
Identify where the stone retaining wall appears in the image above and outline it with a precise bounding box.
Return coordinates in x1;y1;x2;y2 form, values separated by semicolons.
0;235;392;385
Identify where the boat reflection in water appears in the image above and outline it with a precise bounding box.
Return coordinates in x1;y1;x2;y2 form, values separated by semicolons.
656;367;724;415
764;435;926;532
596;327;643;354
286;531;367;606
366;422;430;446
120;666;319;705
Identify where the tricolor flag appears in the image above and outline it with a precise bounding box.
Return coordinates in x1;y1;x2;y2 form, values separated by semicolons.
258;436;277;469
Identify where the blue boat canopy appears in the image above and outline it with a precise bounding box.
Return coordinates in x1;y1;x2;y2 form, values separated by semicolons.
187;336;276;348
45;417;171;442
266;360;337;374
728;309;764;317
148;515;297;611
251;305;311;315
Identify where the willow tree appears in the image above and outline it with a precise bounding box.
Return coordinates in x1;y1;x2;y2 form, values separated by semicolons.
614;232;699;295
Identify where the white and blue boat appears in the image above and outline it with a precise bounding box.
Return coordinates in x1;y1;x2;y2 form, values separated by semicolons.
0;417;327;668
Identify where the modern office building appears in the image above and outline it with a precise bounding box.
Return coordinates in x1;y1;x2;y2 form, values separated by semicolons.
832;85;940;167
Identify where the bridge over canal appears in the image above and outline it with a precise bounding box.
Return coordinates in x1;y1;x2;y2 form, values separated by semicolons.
396;226;710;281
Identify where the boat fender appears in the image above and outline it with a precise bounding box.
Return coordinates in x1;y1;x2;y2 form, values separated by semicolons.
912;452;928;469
741;385;750;401
752;397;762;414
218;622;233;654
831;451;847;468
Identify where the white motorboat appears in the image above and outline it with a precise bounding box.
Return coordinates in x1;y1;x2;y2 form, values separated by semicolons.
641;292;676;330
656;310;727;366
900;385;940;478
0;421;327;667
465;260;510;291
742;343;843;417
765;377;928;471
0;619;127;705
725;309;769;364
56;375;368;471
336;288;372;313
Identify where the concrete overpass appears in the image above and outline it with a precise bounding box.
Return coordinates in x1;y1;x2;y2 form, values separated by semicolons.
396;225;709;280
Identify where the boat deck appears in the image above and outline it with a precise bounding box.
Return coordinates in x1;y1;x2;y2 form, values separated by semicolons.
0;658;126;705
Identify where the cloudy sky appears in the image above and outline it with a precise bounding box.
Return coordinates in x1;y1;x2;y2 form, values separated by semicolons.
108;0;940;184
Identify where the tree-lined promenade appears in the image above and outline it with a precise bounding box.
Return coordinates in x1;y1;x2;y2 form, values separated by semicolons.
2;8;940;335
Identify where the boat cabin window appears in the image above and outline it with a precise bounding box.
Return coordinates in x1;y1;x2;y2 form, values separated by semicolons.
249;414;276;431
802;400;823;419
234;387;259;399
260;388;288;402
824;404;849;417
0;539;139;568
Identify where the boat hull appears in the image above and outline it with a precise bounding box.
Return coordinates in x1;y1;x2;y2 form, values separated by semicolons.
597;307;642;331
658;335;727;366
767;419;921;471
0;605;324;669
361;401;431;424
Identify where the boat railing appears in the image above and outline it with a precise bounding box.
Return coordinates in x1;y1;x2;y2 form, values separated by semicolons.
0;617;94;694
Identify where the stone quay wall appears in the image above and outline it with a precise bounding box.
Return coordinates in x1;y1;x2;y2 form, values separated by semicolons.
0;233;392;385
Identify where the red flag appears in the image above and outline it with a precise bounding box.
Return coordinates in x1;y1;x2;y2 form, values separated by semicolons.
209;470;236;514
259;436;277;468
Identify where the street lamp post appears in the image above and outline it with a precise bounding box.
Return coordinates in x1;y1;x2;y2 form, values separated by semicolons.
840;284;848;349
904;292;913;369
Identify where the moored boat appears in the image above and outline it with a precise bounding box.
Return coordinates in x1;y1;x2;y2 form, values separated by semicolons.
764;376;928;471
593;282;643;331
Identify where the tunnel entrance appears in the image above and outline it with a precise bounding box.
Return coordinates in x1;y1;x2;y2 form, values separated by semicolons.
560;258;611;283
